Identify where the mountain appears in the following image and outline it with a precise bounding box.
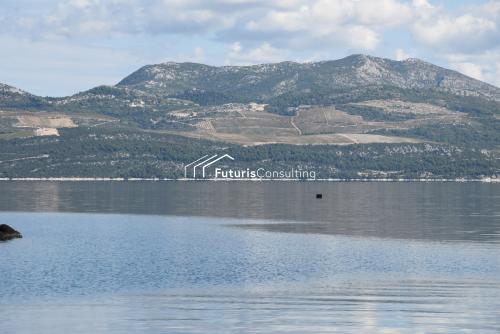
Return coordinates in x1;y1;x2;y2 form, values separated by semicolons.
0;83;48;109
117;55;500;101
0;55;499;179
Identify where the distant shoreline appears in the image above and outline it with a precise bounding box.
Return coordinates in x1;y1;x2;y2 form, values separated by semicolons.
0;177;498;183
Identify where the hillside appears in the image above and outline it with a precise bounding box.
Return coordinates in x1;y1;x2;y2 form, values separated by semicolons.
117;55;500;101
0;83;48;110
0;55;499;179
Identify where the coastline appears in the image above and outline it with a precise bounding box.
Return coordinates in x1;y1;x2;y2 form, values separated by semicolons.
0;177;498;182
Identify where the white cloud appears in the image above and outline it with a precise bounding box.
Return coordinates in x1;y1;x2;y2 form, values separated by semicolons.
413;15;497;52
4;0;410;53
446;51;500;87
395;48;412;61
409;1;500;88
412;0;434;13
2;0;500;93
225;42;287;65
244;0;410;51
345;26;380;50
451;62;484;81
3;0;268;38
411;1;500;53
178;46;206;63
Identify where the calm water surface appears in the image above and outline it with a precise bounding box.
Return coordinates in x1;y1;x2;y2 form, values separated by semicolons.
0;181;499;333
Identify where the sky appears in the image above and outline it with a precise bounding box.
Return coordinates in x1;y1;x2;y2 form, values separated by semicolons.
1;0;499;96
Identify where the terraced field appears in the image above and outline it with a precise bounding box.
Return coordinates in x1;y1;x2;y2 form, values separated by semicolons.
156;100;471;145
0;110;117;138
0;99;477;146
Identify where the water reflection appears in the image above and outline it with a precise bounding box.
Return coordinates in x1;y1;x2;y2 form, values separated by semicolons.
0;181;498;243
0;182;499;334
2;280;500;334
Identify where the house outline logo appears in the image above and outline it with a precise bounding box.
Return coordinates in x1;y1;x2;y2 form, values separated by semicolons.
184;154;235;178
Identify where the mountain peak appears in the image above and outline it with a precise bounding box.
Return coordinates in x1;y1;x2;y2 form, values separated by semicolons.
401;57;430;65
112;54;500;102
0;83;28;96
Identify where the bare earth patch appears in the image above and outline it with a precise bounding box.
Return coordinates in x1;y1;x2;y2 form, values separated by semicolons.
15;115;77;128
34;128;59;137
156;102;424;145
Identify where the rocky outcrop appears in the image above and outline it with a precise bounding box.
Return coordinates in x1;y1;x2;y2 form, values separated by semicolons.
0;224;22;241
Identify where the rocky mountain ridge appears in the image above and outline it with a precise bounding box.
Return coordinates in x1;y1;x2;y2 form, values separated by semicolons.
2;54;500;112
116;54;500;101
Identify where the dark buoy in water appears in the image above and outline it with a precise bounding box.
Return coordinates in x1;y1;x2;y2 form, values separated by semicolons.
316;193;323;199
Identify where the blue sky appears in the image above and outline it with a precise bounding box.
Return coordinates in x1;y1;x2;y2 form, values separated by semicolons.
1;0;499;96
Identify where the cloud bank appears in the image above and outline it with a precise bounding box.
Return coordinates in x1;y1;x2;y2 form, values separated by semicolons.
1;0;499;95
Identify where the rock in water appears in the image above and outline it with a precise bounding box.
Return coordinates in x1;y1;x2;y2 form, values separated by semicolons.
0;224;22;241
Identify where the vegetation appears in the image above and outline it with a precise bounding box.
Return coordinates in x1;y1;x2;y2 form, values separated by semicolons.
0;127;497;179
373;121;500;148
172;89;240;106
336;103;416;121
